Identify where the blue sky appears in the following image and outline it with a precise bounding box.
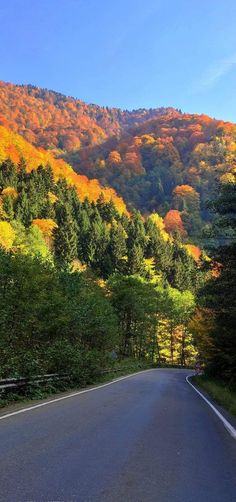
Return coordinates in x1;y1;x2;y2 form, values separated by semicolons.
1;0;236;121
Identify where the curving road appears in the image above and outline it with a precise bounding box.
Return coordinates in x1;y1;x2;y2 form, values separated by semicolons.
0;369;236;502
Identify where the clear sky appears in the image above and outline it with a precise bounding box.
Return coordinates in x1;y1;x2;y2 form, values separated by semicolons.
1;0;236;121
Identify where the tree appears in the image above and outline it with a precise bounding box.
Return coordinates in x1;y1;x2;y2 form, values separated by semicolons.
0;221;15;250
156;286;196;365
54;204;78;265
109;222;127;272
0;252;65;377
3;194;15;220
200;176;236;382
128;243;144;275
164;210;187;238
108;274;158;358
173;185;200;213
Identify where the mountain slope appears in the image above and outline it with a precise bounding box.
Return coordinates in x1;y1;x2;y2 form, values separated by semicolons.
0;80;176;152
0;125;127;212
67;112;236;237
1;79;236;239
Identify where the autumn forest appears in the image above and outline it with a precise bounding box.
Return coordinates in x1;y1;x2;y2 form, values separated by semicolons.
0;80;235;400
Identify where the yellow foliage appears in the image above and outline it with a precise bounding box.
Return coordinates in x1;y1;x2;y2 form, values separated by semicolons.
0;221;15;250
149;213;169;241
143;257;161;282
220;172;236;184
0;125;127;215
141;134;156;145
149;213;165;231
48;191;58;204
1;186;18;199
72;259;87;272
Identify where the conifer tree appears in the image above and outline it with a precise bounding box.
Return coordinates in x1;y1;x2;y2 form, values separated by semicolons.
3;195;15;221
15;189;31;226
128;243;144;275
201;177;236;382
0;159;18;188
54;204;78;265
109;222;127;272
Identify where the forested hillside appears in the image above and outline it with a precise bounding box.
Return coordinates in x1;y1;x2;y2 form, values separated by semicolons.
1;80;236;241
0;81;175;151
0;125;126;212
0;152;207;381
68;113;236;240
0;79;235;394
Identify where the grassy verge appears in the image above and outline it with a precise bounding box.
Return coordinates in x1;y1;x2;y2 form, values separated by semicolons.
0;359;151;409
192;375;236;418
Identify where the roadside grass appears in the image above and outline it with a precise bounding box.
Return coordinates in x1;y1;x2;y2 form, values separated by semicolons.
0;358;151;409
192;375;236;418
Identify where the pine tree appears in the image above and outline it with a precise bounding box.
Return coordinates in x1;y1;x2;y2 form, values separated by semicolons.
54;205;78;265
15;189;31;226
201;177;236;382
41;199;56;220
128;243;144;275
3;195;15;221
109;222;127;272
170;243;196;292
17;158;27;187
0;159;18;189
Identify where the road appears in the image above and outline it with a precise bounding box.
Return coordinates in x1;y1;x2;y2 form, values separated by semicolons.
0;369;236;502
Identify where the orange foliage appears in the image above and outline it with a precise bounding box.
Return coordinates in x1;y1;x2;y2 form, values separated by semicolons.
0;125;127;214
32;219;58;247
185;244;202;262
108;150;122;164
174;185;196;196
164;210;186;237
0;81;177;152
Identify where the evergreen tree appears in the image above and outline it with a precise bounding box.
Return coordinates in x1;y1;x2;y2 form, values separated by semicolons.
54;204;78;265
201;178;236;382
41;199;56;219
170;242;197;292
0;159;18;189
109;222;127;272
3;195;15;221
96;193;117;222
145;218;173;278
15;189;31;226
128;243;144;275
17;158;27;188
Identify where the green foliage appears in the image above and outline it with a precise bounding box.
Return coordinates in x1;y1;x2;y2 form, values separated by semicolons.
200;176;236;383
54;204;78;265
108;274;196;365
0;251;118;380
0;158;205;394
108;274;158;359
192;376;236;417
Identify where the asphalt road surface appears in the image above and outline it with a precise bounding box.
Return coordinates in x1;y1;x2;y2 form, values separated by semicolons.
0;369;236;502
